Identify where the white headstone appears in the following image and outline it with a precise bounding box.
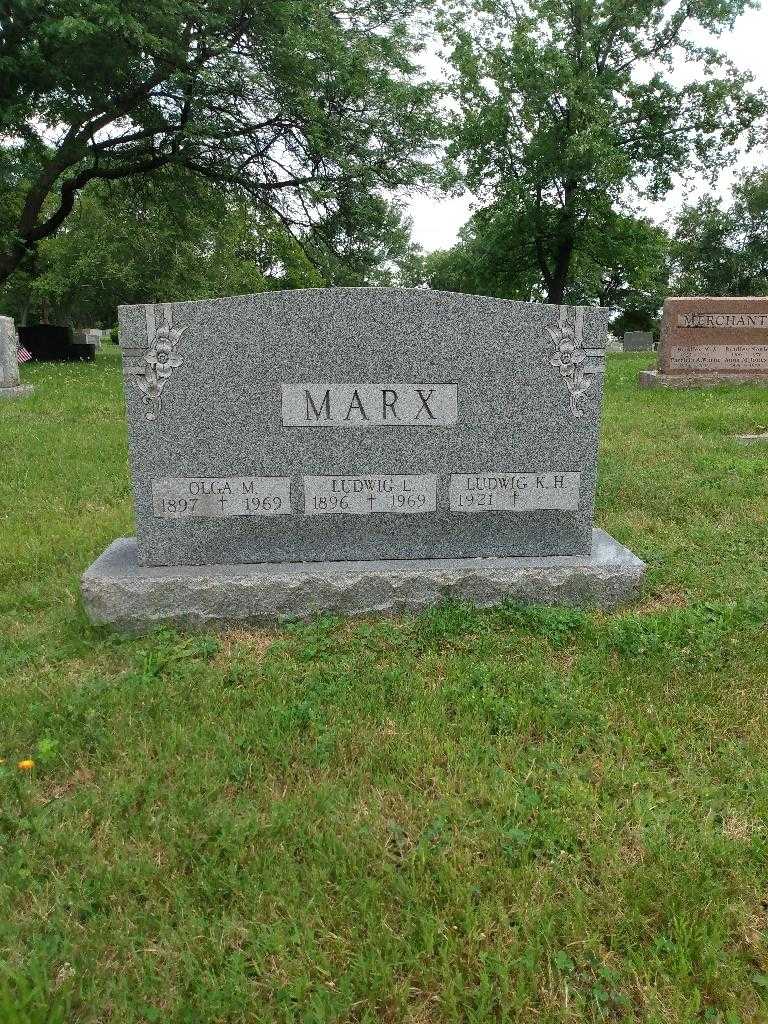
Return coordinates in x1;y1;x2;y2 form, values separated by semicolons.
0;316;21;389
0;315;33;398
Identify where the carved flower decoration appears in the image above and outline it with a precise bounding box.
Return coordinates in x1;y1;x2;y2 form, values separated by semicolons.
145;332;183;381
549;326;587;378
547;320;591;418
133;316;186;420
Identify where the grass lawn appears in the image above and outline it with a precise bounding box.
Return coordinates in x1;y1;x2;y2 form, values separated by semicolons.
2;348;768;1023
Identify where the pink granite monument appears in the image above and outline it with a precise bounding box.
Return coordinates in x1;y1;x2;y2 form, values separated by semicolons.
639;297;768;388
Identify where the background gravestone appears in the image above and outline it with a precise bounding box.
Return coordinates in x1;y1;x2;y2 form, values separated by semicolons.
82;288;645;629
0;316;33;399
19;324;96;362
622;331;654;352
640;297;768;388
74;329;101;354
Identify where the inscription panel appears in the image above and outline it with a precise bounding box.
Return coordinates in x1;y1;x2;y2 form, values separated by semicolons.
152;477;291;518
669;344;768;372
304;474;437;515
449;472;580;512
282;384;458;426
678;313;768;329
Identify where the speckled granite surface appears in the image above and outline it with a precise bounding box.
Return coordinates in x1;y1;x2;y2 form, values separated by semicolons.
82;529;645;631
117;289;608;567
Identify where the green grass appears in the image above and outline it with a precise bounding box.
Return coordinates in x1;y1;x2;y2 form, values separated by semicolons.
1;349;768;1023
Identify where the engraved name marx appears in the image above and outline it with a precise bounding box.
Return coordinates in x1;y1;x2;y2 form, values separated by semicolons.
281;384;458;426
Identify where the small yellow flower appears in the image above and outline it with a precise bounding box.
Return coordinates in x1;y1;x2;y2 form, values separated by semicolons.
17;759;34;772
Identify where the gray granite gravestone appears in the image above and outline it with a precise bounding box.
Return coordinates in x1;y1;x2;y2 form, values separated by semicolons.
81;288;645;629
0;316;33;399
622;331;654;352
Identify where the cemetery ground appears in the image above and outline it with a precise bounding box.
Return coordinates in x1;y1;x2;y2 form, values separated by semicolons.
1;350;768;1024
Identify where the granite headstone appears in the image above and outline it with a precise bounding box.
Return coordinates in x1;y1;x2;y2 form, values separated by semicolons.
120;289;608;565
622;331;654;352
82;288;645;628
640;297;768;388
19;324;96;362
74;329;101;353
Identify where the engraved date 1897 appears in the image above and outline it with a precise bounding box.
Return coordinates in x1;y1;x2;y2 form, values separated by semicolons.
152;477;291;518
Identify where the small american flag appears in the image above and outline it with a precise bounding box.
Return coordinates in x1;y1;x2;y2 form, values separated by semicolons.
17;345;32;364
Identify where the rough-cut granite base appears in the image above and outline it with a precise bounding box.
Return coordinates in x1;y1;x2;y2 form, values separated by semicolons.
0;384;33;399
639;369;768;389
81;528;645;632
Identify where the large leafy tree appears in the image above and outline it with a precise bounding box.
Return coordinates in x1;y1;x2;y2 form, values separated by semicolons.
441;0;765;304
420;202;669;330
0;172;421;325
0;173;313;325
671;167;768;296
0;0;438;286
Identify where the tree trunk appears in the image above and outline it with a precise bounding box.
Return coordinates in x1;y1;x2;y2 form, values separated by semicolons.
545;178;578;304
545;238;574;305
546;277;566;305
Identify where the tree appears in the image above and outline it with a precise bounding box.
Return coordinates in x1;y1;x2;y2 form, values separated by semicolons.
441;0;765;304
0;0;438;286
0;172;287;326
567;212;670;333
671;167;768;296
419;200;669;332
419;199;541;299
0;170;422;326
303;193;423;287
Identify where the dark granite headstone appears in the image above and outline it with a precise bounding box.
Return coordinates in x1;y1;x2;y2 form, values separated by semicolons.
19;324;95;362
622;331;654;352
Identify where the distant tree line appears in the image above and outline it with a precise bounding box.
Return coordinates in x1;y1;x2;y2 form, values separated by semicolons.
0;0;766;329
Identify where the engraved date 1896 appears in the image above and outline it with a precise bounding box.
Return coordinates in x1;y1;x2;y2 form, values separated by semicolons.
304;474;437;515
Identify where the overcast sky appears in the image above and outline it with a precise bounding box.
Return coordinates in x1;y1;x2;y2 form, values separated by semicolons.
406;0;768;252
